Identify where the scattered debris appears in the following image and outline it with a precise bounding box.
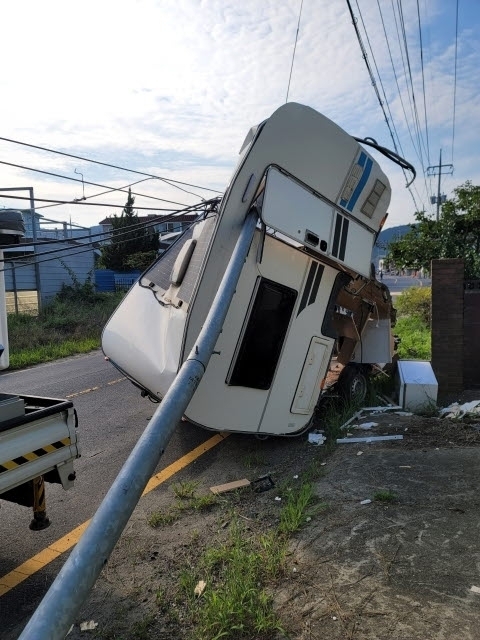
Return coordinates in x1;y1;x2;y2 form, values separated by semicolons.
293;474;299;479
470;586;480;595
440;400;480;420
210;479;250;494
356;421;379;430
274;496;282;501
337;435;403;444
194;580;206;597
80;621;98;632
357;450;363;456
308;431;326;445
360;499;372;505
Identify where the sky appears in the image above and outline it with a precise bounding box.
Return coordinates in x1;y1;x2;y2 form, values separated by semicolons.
1;0;478;231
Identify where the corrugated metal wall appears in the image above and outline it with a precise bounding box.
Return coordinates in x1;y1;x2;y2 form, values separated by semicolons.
4;243;95;310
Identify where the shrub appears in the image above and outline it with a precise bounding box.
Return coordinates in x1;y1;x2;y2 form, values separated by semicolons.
395;316;431;360
395;286;431;324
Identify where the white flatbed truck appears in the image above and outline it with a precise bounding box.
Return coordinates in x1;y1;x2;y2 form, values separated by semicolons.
0;210;80;529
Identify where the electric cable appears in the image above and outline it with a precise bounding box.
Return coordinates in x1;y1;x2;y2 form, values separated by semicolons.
0;159;190;207
451;0;459;164
35;178;154;211
0;198;220;252
286;0;304;103
0;135;223;197
0;192;203;212
0;207;219;274
351;0;421;211
416;0;431;165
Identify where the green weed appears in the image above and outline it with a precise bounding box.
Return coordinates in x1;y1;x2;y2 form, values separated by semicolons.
374;490;397;503
278;482;318;534
148;509;178;528
173;480;199;500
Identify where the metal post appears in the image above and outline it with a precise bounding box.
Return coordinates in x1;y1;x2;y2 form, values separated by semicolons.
436;149;442;221
29;187;42;311
19;210;258;640
6;262;19;315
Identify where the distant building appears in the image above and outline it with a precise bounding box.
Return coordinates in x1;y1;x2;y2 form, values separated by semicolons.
97;213;198;238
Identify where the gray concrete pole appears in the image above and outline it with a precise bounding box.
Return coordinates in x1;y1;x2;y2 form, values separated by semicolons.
18;209;258;640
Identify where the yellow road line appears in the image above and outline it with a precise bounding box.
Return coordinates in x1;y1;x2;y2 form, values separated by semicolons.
0;433;229;598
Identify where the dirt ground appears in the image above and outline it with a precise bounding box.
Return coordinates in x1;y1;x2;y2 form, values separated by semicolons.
28;400;480;639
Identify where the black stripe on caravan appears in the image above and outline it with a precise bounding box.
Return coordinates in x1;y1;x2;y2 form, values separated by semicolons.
308;264;324;305
339;218;349;261
332;213;342;257
298;262;318;315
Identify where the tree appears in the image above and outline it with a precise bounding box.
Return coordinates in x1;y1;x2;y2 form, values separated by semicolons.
387;181;480;278
100;188;159;271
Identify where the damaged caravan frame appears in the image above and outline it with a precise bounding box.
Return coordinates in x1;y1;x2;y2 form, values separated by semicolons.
102;103;414;437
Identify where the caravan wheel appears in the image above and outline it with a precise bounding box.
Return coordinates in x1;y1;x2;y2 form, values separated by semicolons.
338;365;369;405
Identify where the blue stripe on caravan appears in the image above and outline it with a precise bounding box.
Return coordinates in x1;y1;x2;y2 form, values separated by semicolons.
346;156;372;212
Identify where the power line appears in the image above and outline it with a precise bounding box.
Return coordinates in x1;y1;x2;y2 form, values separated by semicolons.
0;205;218;272
0;192;200;212
0;159;189;207
452;0;459;163
0;135;224;197
35;178;154;211
346;0;421;211
286;0;304;103
416;0;431;164
0;198;218;251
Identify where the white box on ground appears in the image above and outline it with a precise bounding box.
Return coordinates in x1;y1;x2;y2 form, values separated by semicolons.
396;360;438;412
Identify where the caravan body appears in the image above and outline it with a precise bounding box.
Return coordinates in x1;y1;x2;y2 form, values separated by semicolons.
102;103;393;436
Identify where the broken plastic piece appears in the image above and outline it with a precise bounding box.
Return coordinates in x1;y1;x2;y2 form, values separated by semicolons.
360;499;372;505
194;580;206;597
470;585;480;594
80;621;98;631
356;422;378;430
308;431;326;445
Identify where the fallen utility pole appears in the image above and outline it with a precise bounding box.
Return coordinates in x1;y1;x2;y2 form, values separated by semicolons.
18;210;258;640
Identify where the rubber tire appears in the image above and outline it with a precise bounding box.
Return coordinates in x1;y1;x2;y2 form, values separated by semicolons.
337;365;369;405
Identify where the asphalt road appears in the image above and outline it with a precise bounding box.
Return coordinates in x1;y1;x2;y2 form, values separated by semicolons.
382;273;431;295
0;351;213;636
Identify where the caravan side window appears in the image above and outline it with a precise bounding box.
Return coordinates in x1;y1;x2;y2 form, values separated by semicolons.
227;278;297;390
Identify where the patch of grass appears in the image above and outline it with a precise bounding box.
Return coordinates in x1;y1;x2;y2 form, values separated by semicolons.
173;480;199;500
147;509;178;528
192;521;285;640
148;491;218;527
8;291;124;369
242;451;267;469
278;482;318;534
374;489;397;503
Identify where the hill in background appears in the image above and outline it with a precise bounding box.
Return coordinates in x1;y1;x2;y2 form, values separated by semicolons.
372;224;412;267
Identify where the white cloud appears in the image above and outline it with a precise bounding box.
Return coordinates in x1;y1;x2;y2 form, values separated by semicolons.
1;0;478;230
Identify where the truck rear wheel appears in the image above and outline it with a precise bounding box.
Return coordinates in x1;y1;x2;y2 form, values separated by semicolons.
338;365;370;405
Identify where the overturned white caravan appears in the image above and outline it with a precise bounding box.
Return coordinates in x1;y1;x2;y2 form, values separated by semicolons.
102;103;411;436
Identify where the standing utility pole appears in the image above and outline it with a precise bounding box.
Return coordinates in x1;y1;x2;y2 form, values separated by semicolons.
427;150;453;221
